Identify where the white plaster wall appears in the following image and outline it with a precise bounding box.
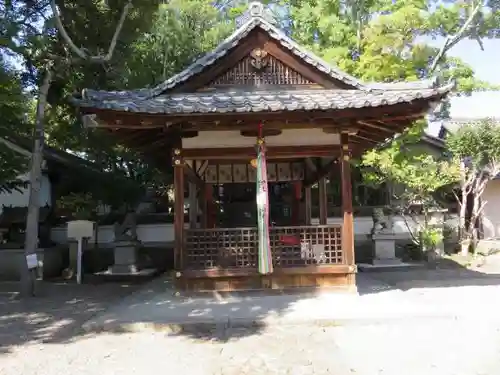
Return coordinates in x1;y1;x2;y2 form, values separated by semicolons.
50;215;458;247
182;129;340;149
50;223;180;245
482;179;500;239
0;172;51;214
312;214;458;240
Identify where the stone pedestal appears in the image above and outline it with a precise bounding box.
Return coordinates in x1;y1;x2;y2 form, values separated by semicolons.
428;209;446;257
109;240;141;274
372;232;401;265
96;240;157;278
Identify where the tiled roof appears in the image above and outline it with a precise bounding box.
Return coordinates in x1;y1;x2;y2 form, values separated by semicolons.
74;85;453;115
79;2;446;104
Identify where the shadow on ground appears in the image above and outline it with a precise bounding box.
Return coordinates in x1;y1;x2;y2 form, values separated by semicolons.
0;280;139;355
359;257;500;294
3;257;500;351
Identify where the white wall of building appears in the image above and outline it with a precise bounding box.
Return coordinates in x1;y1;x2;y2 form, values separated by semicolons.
50;214;458;247
0;172;52;214
182;129;340;149
482;179;500;239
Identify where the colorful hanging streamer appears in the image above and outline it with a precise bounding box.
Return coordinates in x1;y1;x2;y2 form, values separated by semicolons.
256;124;273;275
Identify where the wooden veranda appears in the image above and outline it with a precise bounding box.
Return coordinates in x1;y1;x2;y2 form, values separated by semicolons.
73;2;452;291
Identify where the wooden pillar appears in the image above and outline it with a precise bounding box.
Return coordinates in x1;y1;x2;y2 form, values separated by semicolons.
318;176;328;225
188;182;198;229
340;132;354;265
204;184;214;228
173;148;185;271
200;185;207;228
292;181;301;225
304;185;312;226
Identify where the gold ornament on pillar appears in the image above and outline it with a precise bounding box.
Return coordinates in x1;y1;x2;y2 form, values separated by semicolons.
172;148;183;166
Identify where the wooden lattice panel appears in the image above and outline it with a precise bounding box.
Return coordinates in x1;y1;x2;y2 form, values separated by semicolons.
184;225;343;270
270;226;343;267
206;55;314;87
185;228;258;270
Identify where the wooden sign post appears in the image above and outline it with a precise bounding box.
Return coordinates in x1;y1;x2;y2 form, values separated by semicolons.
67;220;94;284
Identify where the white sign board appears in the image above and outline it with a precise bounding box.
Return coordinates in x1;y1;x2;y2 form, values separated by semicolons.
26;253;38;269
67;220;94;240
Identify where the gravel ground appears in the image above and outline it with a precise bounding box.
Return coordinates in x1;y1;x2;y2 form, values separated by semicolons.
2;319;500;375
0;281;139;355
2;276;500;375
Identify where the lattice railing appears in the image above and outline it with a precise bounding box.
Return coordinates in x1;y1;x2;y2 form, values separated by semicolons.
184;225;343;270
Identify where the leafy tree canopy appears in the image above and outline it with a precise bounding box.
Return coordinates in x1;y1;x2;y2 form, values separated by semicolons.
0;55;31;192
1;0;499;201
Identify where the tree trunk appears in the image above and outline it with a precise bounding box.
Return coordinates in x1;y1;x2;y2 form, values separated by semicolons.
459;188;469;256
21;68;53;297
470;189;483;255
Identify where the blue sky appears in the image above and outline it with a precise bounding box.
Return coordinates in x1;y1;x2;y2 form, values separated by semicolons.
444;38;500;119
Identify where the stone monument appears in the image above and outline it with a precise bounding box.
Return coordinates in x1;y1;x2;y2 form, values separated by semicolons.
108;211;143;274
371;207;401;265
98;189;158;278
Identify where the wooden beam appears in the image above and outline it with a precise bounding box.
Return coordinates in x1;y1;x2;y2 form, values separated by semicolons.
353;134;380;144
318;177;328;225
340;133;354;266
304;157;317;175
205;184;215;228
188;182;198;229
292;181;302;225
182;145;344;160
86;99;434;129
304;158;338;187
357;120;399;133
180;264;355;278
184;161;204;189
196;160;209;176
173;148;185;271
304;185;312;225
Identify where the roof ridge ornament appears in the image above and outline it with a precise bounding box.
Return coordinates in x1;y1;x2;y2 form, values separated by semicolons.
240;1;278;25
249;1;265;17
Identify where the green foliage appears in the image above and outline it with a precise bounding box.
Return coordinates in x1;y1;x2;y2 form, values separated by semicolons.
0;56;31;193
57;192;98;220
446;118;500;244
360;121;459;249
420;226;444;250
2;0;500;202
286;0;498;251
122;0;236;88
446;118;500;173
289;0;498;91
361;144;460;209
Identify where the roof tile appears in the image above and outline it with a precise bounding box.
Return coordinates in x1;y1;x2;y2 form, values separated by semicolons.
74;86;453;115
81;3;448;104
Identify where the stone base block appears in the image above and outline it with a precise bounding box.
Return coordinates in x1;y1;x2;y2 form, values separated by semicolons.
372;232;400;265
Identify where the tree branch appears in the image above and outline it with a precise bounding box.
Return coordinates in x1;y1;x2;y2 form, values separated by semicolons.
50;0;87;59
428;0;484;74
50;0;133;63
100;0;134;62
